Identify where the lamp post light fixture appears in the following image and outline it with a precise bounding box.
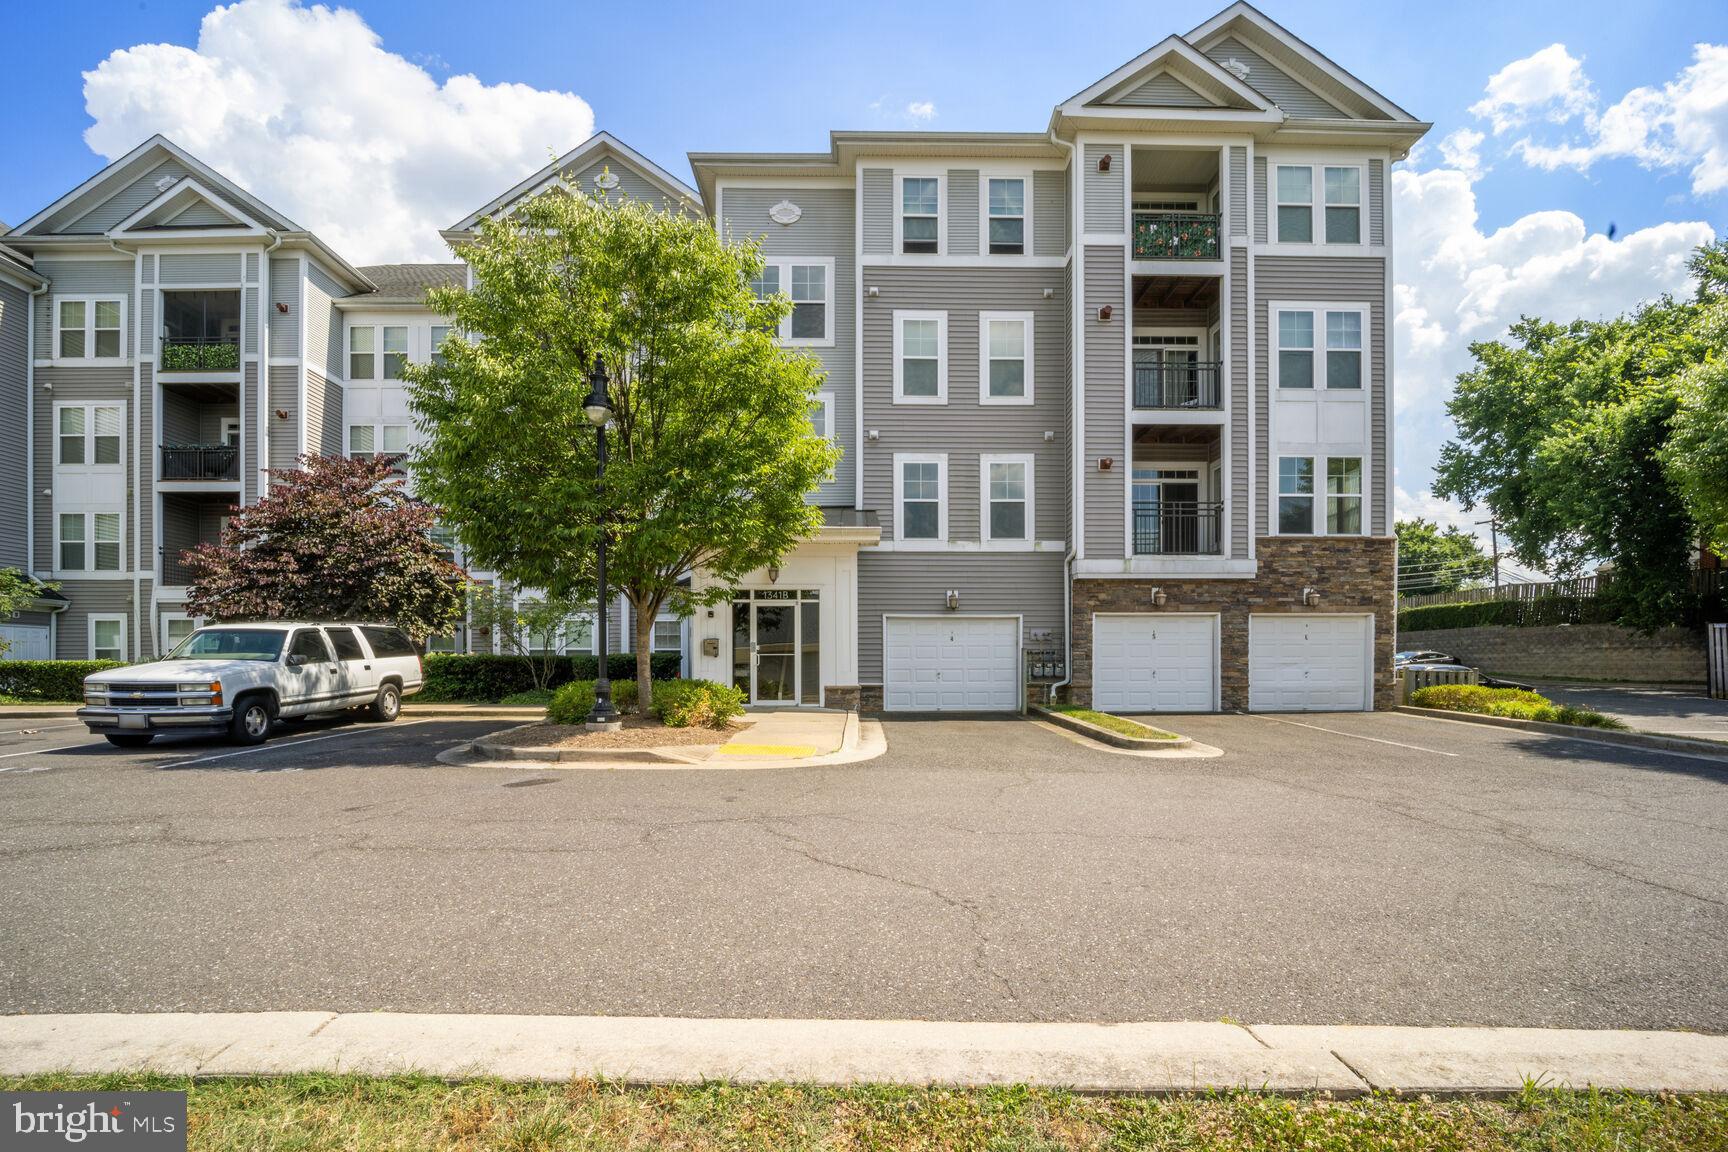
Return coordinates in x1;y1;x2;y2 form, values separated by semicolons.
583;353;622;731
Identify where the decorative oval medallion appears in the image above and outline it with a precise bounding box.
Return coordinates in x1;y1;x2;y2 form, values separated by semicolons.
768;199;803;226
594;168;620;191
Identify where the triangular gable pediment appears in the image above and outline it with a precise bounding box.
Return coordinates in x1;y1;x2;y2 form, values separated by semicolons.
111;177;264;235
1062;35;1273;114
449;131;701;232
1185;3;1414;122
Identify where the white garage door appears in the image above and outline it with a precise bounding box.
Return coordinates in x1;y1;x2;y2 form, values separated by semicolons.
883;616;1020;712
1249;614;1371;712
0;624;50;661
1092;614;1216;713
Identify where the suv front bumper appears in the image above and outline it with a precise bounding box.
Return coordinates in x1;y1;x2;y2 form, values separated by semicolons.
77;705;234;734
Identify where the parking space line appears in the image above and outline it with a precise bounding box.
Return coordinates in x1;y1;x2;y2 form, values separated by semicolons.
1245;713;1460;757
0;742;97;766
158;720;433;769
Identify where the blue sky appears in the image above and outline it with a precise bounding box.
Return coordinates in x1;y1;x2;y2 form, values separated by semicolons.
4;0;1726;549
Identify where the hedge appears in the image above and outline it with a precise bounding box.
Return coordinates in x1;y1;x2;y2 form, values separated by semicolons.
1408;683;1625;729
0;660;126;702
1397;596;1619;633
418;652;681;703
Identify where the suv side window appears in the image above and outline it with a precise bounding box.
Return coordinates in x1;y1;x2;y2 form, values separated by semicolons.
360;626;416;658
325;627;366;662
288;629;333;663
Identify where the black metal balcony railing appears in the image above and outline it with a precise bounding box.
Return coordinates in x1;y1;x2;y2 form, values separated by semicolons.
1134;360;1223;409
1132;211;1222;260
159;336;240;372
1132;500;1224;555
161;444;239;482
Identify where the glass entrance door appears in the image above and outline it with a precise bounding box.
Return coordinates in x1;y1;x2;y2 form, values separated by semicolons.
731;590;822;705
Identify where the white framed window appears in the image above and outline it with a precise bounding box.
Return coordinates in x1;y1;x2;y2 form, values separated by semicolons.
750;259;834;346
978;312;1033;405
980;453;1033;543
809;391;835;441
564;613;597;654
348;423;410;460
348;326;374;379
893;311;947;404
57;404;124;467
983;176;1029;256
1276;310;1314;390
54;296;125;362
652;616;683;651
162;613;200;655
1277;456;1315;535
382;326;408;380
1325;311;1363;389
1327;457;1364;534
89;614;127;662
220;417;241;447
1273;162;1365;246
1275;306;1368;390
896;174;944;255
429;325;451;366
58;511;122;573
894;452;948;542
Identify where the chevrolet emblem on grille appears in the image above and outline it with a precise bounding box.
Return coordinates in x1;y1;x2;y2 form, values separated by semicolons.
129;691;143;698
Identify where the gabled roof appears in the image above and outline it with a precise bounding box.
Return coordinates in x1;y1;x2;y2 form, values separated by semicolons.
109;176;267;237
448;131;700;233
350;263;467;304
1059;34;1275;113
9;134;301;237
1184;1;1417;122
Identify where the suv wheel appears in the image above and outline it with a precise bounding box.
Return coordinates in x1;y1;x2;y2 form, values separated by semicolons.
368;682;402;723
229;696;273;745
104;733;154;748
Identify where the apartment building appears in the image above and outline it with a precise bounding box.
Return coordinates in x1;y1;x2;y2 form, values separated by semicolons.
0;2;1425;713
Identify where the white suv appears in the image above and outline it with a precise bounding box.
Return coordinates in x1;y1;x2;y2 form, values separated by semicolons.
79;622;424;748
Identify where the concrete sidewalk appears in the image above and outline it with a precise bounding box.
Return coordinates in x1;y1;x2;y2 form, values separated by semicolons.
2;1013;1724;1094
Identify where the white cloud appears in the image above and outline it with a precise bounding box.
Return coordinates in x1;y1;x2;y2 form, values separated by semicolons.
1437;128;1486;179
1391;148;1712;553
1512;43;1728;195
905;100;938;123
1469;43;1593;133
80;0;594;263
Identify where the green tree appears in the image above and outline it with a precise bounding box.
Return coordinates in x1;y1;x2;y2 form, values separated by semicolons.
1663;250;1728;558
1434;239;1726;630
0;570;56;657
466;586;593;694
183;453;465;645
407;192;839;707
1395;518;1491;595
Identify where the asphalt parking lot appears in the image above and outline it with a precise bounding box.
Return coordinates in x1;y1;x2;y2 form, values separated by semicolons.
1;709;1725;1030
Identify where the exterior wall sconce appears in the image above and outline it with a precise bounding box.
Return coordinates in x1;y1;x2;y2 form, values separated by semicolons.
945;589;960;610
866;286;880;297
1041;287;1054;299
1098;152;1112;172
1302;586;1321;606
274;409;289;419
867;429;880;441
767;566;780;584
1043;430;1055;441
1099;457;1114;471
1097;305;1113;321
1150;587;1167;608
275;301;289;314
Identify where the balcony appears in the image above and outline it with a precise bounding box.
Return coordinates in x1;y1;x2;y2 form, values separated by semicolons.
161;444;239;482
1132;212;1222;261
1134;360;1222;409
158;290;241;376
1132;500;1223;556
159;336;240;373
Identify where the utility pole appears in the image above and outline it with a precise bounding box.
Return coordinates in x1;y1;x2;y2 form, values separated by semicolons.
1476;517;1501;590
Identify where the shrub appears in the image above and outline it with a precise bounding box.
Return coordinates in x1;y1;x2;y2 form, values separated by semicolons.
546;679;639;725
420;652;680;703
651;679;746;728
1408;684;1625;729
0;660;126;702
497;688;554;707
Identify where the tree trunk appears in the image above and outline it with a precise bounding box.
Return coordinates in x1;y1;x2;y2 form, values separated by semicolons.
635;609;655;718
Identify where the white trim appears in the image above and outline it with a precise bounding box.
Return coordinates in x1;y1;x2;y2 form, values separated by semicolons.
893;451;948;544
109;177;264;236
1059;34;1275;111
756;256;835;347
87;613;128;662
892;310;948;405
861;253;1068;269
870;539;1067;553
1267;158;1367;250
978;172;1033;257
160;611;202;656
811;390;837;444
979;452;1035;546
893;172;947;257
54;508;125;577
1271;452;1366;538
977;311;1034;405
854;158;865;510
449;131;700;231
50;294;128;364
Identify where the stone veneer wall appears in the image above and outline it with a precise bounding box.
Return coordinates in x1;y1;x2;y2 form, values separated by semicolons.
1069;536;1398;711
1403;624;1707;685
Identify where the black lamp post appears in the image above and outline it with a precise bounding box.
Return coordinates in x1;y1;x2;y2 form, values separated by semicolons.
582;353;620;729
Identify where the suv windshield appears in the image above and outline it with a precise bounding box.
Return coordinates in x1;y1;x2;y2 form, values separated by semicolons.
168;628;287;662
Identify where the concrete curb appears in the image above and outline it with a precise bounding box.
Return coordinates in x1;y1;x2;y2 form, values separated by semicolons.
0;705;547;721
470;722;716;765
454;715;887;772
2;1013;1724;1095
1397;706;1728;760
1030;706;1193;751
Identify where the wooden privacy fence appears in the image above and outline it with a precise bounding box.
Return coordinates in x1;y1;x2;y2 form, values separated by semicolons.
1710;623;1727;700
1401;568;1722;610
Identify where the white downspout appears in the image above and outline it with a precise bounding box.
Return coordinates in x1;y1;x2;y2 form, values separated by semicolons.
258;232;282;502
1047;123;1078;705
111;239;144;661
26;276;47;579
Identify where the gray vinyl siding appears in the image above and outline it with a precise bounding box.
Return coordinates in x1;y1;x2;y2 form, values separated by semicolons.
861;169;892;255
856;552;1065;683
860;265;1066;542
312;371;344;457
721;186;856;506
169;201;232;226
159;253;242;285
268;258;299;358
1229;246;1250;557
43;159;191;233
1083;144;1123;234
32;366;137;575
243;287;259;355
1132;304;1208;328
1082;245;1124;558
53;583;137;660
1202;36;1345;119
35;259;134;358
243;362;260;502
1252;255;1389;536
1252;156;1267;243
1228;147;1248;237
569;157;688;212
160;496;201;585
267;365;300;473
1112;72;1214;107
304;261;346;381
160;389;201;445
0;281;28;568
948;170;979;257
245;253;259;282
1369;159;1385;246
1033;169;1068;257
1063;259;1074;552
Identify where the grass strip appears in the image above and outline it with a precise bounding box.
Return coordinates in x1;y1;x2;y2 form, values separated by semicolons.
5;1074;1727;1151
1050;705;1181;740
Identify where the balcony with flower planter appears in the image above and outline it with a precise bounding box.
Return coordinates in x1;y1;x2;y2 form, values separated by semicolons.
1132;212;1222;261
156;289;242;380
